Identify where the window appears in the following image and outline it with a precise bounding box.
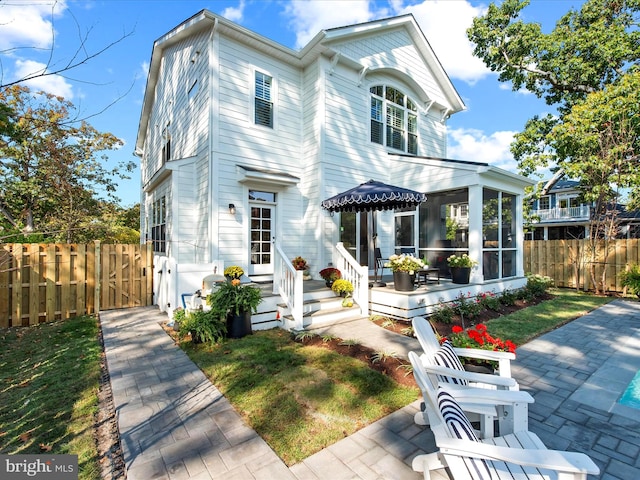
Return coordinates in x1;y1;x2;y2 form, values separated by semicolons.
538;195;550;210
255;71;273;128
161;125;171;164
188;79;199;101
151;196;166;253
370;85;418;154
483;189;516;280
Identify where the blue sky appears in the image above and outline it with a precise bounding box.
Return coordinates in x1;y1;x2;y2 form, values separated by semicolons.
0;0;585;206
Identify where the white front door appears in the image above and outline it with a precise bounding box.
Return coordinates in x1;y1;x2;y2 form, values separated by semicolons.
249;201;275;276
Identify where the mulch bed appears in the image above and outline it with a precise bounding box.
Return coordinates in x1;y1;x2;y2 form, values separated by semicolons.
371;293;553;340
294;335;416;388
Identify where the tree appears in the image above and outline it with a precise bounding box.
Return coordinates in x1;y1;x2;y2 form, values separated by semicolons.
468;0;640;293
0;85;135;242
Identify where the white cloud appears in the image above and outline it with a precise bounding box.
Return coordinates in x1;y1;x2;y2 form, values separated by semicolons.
393;0;491;85
447;127;518;172
285;0;387;49
222;0;246;22
14;59;74;99
0;0;66;51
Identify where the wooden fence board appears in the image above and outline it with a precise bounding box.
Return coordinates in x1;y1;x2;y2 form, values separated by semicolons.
0;245;10;327
0;242;153;327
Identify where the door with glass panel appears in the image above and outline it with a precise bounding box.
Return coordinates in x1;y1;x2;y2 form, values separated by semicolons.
249;191;276;276
340;212;370;266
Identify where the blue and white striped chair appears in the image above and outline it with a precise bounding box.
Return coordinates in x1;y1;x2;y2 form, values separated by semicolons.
409;351;600;480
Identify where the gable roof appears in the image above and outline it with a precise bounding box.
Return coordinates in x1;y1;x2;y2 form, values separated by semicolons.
136;11;465;153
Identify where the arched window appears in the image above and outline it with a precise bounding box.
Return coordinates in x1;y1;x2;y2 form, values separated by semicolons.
370;85;418;154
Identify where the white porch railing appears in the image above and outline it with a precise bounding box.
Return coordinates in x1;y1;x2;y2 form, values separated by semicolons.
335;242;369;317
533;205;591;222
273;242;304;330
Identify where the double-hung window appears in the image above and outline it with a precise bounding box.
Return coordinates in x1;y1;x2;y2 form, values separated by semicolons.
151;196;166;253
255;71;273;128
370;85;418;154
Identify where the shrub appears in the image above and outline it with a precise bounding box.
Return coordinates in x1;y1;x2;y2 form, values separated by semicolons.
500;289;517;306
178;308;226;344
620;264;640;298
476;291;502;312
452;291;483;324
525;274;553;298
430;299;455;324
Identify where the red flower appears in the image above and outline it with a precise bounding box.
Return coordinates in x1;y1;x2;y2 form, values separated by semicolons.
452;325;464;334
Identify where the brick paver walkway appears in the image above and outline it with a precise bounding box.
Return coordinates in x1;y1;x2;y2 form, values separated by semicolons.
101;298;640;479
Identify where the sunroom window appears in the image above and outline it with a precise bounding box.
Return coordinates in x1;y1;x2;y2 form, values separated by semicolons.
370;85;418;154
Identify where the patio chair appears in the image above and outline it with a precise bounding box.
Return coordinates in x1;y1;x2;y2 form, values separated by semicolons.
374;247;388;283
411;344;532;437
409;352;600;480
412;317;515;383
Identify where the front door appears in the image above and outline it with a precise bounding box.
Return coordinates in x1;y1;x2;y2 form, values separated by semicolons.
249;191;276;276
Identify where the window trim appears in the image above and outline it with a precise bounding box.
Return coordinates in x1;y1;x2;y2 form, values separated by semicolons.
253;68;276;129
369;84;419;154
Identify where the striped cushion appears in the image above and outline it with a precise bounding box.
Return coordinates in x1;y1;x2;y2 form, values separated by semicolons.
437;388;492;480
433;340;468;385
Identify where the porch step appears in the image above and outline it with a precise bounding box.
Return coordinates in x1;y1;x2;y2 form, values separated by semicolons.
282;304;362;329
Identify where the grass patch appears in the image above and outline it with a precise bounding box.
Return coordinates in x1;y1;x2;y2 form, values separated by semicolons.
485;289;614;345
180;328;418;465
0;316;102;480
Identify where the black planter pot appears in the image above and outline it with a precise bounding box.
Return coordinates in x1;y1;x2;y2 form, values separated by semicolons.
393;271;416;291
450;267;471;284
226;310;252;338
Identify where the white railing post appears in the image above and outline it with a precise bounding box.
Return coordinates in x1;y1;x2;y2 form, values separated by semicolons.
335;242;368;317
273;241;304;330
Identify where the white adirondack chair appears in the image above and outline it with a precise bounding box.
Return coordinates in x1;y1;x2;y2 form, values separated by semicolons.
409;351;600;480
414;342;533;437
413;317;531;436
412;317;515;384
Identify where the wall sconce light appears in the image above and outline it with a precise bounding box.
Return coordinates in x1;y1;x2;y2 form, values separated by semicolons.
228;203;236;215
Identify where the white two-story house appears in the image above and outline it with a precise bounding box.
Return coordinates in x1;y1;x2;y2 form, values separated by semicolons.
135;10;534;326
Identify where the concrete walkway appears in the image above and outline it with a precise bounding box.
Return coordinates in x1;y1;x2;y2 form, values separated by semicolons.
101;298;640;479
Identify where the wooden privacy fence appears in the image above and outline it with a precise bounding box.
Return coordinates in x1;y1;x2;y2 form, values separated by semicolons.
0;242;153;328
524;239;640;292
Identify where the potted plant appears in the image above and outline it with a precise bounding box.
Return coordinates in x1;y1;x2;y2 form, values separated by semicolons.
331;278;354;297
207;278;262;338
319;267;341;288
620;264;640;298
224;265;244;280
385;254;425;291
447;254;478;284
444;324;516;372
292;256;311;280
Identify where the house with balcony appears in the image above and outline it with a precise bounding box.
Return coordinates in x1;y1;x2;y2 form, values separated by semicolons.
527;179;640;240
135;10;535;329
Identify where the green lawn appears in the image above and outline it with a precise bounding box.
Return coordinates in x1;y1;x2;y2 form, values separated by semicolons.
0;316;102;480
180;328;418;465
485;288;614;345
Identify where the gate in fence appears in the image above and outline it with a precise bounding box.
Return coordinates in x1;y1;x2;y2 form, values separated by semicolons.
0;242;153;328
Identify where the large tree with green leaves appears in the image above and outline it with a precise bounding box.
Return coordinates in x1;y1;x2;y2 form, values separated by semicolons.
469;0;640;292
0;85;135;243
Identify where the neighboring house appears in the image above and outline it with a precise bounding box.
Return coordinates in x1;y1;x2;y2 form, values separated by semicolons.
135;10;534;324
527;180;640;240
